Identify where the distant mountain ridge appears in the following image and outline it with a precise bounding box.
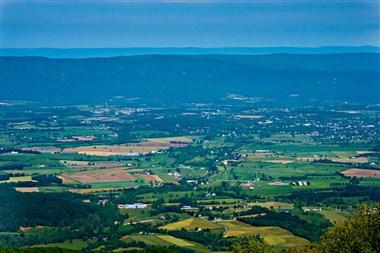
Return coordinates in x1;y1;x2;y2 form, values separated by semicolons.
0;53;379;104
0;46;379;58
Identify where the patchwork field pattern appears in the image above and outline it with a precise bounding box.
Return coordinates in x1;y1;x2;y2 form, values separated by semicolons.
63;136;193;156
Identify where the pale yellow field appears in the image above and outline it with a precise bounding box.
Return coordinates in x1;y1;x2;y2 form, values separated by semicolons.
161;217;223;231
136;174;164;183
0;176;35;183
320;209;349;223
64;145;161;156
14;187;39;193
219;221;309;248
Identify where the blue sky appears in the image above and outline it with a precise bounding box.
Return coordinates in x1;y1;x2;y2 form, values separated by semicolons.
1;0;379;48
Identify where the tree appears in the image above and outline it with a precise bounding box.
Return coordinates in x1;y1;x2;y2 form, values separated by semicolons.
230;237;275;253
317;203;380;253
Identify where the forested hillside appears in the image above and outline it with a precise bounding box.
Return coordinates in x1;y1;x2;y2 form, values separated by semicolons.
0;54;378;103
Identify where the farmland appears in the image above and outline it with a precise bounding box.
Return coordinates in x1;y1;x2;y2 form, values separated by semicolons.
0;99;379;252
341;168;380;178
161;217;224;231
60;169;136;184
63;137;192;156
218;221;309;248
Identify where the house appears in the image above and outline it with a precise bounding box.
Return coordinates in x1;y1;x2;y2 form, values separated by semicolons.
181;205;193;210
279;208;292;213
180;206;199;212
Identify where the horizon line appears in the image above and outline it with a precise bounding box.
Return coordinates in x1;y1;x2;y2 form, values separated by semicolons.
1;45;379;50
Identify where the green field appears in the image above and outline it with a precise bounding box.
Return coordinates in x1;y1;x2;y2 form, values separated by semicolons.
31;239;89;250
123;234;211;253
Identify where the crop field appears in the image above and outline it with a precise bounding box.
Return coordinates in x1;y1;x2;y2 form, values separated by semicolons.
161;217;224;231
0;176;35;183
63;145;162;156
219;221;309;248
62;137;192;156
60;168;135;183
136;174;163;183
341;168;380;178
14;187;39;192
123;234;210;253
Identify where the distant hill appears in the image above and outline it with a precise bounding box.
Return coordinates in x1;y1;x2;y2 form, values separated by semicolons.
0;53;379;104
0;46;379;58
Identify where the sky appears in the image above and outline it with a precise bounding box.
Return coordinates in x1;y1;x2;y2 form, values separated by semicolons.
0;0;379;48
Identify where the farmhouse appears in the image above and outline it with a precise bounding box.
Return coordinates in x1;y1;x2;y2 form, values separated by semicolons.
279;208;292;213
241;182;254;190
180;205;199;212
168;172;181;179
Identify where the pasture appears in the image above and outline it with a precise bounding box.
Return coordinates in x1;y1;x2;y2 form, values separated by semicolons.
249;201;294;209
31;239;89;250
60;160;126;169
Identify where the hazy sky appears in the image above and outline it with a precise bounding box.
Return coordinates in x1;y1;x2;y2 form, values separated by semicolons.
1;0;379;48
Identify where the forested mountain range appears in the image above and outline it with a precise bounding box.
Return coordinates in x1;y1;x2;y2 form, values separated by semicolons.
1;53;379;104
